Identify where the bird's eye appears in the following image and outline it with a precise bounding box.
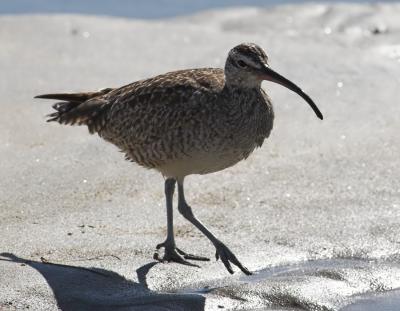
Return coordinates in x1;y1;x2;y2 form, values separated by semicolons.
237;60;247;68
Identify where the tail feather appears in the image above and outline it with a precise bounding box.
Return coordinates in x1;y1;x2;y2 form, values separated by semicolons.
35;89;114;134
46;101;80;122
35;88;114;102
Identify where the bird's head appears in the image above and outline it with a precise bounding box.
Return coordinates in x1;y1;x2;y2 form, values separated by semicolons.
225;43;323;120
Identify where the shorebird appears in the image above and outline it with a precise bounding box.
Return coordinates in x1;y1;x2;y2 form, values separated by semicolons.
35;43;323;275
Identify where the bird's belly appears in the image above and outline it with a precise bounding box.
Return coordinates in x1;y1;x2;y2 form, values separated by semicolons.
157;146;256;179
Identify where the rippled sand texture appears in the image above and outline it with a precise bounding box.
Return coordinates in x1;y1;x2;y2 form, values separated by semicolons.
1;3;400;311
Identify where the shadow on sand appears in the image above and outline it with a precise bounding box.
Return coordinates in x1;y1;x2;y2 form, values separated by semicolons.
0;253;205;311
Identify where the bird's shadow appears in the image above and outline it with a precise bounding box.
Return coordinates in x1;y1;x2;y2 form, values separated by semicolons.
0;253;205;311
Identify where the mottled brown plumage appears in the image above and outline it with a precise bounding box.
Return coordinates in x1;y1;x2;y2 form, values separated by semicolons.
36;43;322;275
101;68;273;177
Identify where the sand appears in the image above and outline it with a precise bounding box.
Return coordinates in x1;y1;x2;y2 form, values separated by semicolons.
1;2;400;310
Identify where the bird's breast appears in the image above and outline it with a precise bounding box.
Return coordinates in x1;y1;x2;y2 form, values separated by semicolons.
158;92;274;178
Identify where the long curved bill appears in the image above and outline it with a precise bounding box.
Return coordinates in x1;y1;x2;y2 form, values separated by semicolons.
260;65;323;120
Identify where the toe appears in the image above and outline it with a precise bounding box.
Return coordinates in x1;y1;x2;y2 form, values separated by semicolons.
154;245;201;268
156;242;165;250
175;257;200;268
176;247;210;261
229;255;252;275
167;251;200;267
184;254;210;261
215;242;252;275
221;256;234;274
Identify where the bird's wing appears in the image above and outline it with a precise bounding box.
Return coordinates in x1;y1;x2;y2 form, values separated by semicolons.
101;68;225;144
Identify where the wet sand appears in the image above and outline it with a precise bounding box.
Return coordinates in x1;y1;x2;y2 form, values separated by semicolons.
1;3;400;310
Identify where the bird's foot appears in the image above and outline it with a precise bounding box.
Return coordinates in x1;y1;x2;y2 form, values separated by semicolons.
154;241;209;267
214;241;252;275
175;247;210;262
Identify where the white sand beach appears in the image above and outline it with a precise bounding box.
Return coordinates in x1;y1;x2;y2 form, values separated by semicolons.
1;2;400;310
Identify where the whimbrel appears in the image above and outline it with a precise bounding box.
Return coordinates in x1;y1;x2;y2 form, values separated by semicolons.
35;43;323;275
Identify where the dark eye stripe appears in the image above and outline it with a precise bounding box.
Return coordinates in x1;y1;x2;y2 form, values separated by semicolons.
237;60;247;68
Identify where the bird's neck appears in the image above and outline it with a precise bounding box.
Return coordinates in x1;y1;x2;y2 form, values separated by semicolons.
222;84;263;116
223;77;262;93
224;71;262;90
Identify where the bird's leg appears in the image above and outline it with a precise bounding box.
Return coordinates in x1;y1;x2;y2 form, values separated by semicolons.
156;178;176;251
177;181;252;275
154;178;208;266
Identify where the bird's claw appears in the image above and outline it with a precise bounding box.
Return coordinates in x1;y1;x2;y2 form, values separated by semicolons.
214;241;252;275
176;247;210;261
155;242;166;250
154;242;208;267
